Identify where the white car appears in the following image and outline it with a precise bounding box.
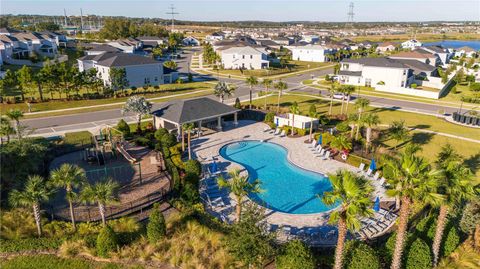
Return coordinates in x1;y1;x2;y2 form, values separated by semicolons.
333;93;350;100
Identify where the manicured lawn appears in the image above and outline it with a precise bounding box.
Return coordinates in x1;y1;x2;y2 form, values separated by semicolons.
1;82;213;114
213;61;332;78
0;255;131;269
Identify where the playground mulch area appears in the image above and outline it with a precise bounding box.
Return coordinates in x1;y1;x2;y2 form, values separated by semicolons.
48;143;171;222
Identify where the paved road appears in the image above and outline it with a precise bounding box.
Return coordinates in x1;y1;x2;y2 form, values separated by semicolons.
21;47;461;136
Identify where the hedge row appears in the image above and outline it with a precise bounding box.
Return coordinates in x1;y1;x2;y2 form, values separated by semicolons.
0;237;64;253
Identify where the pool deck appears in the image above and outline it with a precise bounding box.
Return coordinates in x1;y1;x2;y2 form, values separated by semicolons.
193;120;393;233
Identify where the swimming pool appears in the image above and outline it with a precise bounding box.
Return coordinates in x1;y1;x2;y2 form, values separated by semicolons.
219;141;338;214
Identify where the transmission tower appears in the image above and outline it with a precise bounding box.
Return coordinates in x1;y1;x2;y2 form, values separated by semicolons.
347;2;355;28
166;4;179;32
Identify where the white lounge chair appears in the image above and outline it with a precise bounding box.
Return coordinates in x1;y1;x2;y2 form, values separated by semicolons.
273;128;281;135
315;148;325;157
279;130;286;137
308;140;317;148
365;168;373;177
379;177;386;186
323;151;331;160
373;171;381;181
263;126;271;132
312;144;322;152
358;163;365;173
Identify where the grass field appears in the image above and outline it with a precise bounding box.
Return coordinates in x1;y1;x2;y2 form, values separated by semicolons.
351;32;480;43
1;82;214;114
211;61;332;78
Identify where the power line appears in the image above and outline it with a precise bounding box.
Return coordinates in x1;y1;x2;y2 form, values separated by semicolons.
166;4;179;32
347;2;355;28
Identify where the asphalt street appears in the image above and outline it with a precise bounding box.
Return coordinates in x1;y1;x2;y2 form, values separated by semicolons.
21;47;461;136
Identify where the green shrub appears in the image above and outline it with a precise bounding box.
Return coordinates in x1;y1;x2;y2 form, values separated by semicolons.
405;238;432;269
414;214;437;244
459;200;480;235
0;237;63;252
0;255;113;269
234;97;241;109
147;204;166;243
276;239;315;269
267;122;276;129
184;159;202;177
344;241;381;269
154;128;169;141
133;136;150;146
96;226;118;258
411;83;418;89
180;182;200;205
336;121;350;133
116;119;131;138
161;133;177;148
442;226;460;258
264;112;275;123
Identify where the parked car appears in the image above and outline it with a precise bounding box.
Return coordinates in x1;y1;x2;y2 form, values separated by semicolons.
333;93;350;100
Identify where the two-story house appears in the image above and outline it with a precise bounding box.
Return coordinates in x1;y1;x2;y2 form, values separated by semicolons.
220;46;269;69
287;44;335;62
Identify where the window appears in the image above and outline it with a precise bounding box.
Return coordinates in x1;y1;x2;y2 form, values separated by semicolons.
250;55;253;59
401;81;405;87
403;69;406;75
242;55;245;59
154;77;158;82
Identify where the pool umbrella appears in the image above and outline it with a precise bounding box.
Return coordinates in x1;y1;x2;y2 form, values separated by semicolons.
373;197;380;212
210;161;218;173
318;134;323;145
276;118;279;127
369;159;377;171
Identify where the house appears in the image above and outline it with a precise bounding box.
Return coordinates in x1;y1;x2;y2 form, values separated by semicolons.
258;40;282;50
272;36;291;46
84;44;123;55
108;38;143;53
454;46;477;58
401;39;422;50
376;42;397;53
136;36;165;47
389;51;438;66
0;30;60;62
182;36;200;46
416;46;451;65
287;44;335;62
205;32;225;43
220;46;269;69
77;52;168;88
39;31;68;48
301;34;319;44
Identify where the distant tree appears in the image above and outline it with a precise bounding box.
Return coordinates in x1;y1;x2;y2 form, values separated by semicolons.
152;46;163;59
35;22;60;31
147;203;166;243
289;101;300;136
122;96;152;133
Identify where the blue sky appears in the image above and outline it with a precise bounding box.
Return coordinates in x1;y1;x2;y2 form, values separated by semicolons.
1;0;479;22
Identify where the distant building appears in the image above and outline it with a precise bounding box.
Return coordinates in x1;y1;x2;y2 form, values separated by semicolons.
182;36;200;46
454;46;477;58
287;44;335;62
83;44;123;55
108;38;143;53
220;46;269;69
205;32;225;43
401;39;422;50
376;42;397;53
272;36;291;46
136;36;165;47
416;46;451;65
0;29;61;63
389;51;438;66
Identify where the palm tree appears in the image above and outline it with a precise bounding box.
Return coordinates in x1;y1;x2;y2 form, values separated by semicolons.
383;144;443;269
262;78;273;109
308;104;318;142
321;170;374;269
50;164;87;230
214;81;236;103
217;169;262;222
388;120;410;150
330;134;352;154
80;178;119;226
122;96;152;133
289;101;300;136
354;97;370;140
0;116;14;143
245;76;258;109
182;123;195;160
342;85;355;115
5;109;24;139
431;145;475;266
9;175;52;236
328;83;336;115
274;81;288;113
363;113;380;152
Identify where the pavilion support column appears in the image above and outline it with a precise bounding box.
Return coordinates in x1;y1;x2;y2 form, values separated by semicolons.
217;116;222;131
198;120;202;138
177;124;181;140
234;112;238;126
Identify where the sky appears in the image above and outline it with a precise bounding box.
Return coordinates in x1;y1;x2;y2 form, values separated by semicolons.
1;0;479;22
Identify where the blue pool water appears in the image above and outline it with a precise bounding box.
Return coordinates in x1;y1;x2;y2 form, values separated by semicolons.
219;141;338;214
423;40;480;50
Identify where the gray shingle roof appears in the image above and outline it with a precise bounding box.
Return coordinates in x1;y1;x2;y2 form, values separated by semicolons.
339;70;362;76
395;59;436;73
342;57;407;69
151;97;239;124
94;52;160;67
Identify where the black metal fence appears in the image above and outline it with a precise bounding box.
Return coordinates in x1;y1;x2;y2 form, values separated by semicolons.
452;112;480;126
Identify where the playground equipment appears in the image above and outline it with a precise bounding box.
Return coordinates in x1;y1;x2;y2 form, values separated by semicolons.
84;125;138;166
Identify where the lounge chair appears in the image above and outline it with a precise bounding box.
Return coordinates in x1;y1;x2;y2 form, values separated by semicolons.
323;151;331;160
378;177;386;186
365;168;373;177
273;128;281;135
308;140;317;148
312;144;322;152
358;163;365;173
315;148;325;157
373;171;381;181
263;126;271;132
279;130;286;137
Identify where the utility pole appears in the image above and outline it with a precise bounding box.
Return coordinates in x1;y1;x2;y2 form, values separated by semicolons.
63;9;68;27
80;8;84;31
346;2;355;28
166;4;179;32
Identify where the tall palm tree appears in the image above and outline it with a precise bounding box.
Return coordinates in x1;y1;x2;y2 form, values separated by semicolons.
217;169;262;222
321;170;374;269
9;175;52;236
50;164;88;230
214;81;236;103
274;81;288;113
262;78;273;110
328;83;336;115
308;104;318;142
388;120;410;150
289;101;300;136
342;85;355;115
5;109;24;139
383;144;443;269
330;134;352;154
182;123;195;160
245;76;258;109
80;178;119;226
431;145;475;266
362;113;380;152
354;97;370;140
